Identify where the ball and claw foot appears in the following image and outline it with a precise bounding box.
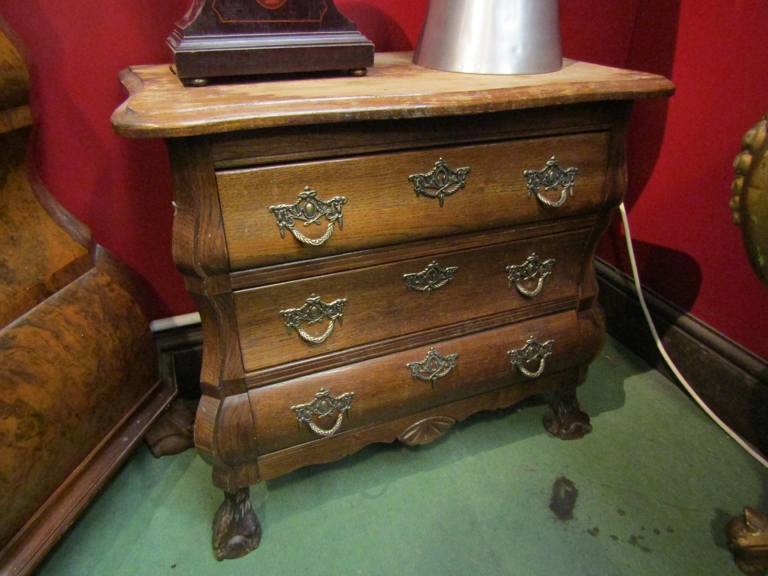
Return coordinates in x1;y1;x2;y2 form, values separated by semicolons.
544;388;592;440
212;486;262;561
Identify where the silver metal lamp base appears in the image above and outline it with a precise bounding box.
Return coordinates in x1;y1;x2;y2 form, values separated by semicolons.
413;0;562;75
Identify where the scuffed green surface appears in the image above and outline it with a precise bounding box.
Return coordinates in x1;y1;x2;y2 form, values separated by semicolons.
35;337;767;576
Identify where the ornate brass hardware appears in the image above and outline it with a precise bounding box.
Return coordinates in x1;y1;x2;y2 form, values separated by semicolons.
269;187;347;246
524;157;578;208
403;261;458;295
407;348;459;387
291;388;355;438
508;337;554;378
409;158;470;207
506;253;555;297
731;114;768;287
279;295;347;344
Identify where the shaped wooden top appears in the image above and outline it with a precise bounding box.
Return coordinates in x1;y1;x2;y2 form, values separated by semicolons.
111;52;674;139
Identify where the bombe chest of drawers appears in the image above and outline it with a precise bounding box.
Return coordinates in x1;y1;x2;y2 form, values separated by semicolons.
112;53;673;560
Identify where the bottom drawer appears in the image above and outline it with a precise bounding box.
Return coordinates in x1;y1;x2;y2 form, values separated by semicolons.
249;309;602;455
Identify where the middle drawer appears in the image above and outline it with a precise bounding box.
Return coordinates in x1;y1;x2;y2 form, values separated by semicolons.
234;227;592;373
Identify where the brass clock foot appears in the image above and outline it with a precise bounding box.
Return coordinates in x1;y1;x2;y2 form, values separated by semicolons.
182;78;210;88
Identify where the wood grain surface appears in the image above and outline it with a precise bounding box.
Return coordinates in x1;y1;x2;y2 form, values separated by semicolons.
0;16;167;575
206;101;626;171
111;52;674;138
217;131;610;269
254;304;603;482
249;308;600;455
0;16;93;331
0;18;29;111
255;366;568;481
0;268;158;550
230;214;599;289
0;16;90;329
111;45;672;557
0;109;90;332
234;227;593;372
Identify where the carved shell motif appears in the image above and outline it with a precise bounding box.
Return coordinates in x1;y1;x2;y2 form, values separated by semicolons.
397;416;456;446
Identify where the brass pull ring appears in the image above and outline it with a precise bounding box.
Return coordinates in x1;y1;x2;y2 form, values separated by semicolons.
508;337;554;379
291;388;355;438
291;224;335;247
524;157;578;208
409;158;470;207
269;187;347;246
506;253;555;298
280;295;347;345
296;322;336;345
519;277;545;298
307;413;345;437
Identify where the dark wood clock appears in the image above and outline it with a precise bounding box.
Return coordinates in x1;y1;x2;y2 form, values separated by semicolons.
168;0;375;86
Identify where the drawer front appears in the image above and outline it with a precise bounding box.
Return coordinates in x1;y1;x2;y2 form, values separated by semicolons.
249;309;597;455
235;228;592;372
217;131;610;270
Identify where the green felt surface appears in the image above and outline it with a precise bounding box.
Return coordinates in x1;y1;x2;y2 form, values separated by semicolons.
35;337;767;576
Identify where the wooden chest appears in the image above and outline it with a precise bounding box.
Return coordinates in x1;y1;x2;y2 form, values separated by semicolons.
112;53;673;560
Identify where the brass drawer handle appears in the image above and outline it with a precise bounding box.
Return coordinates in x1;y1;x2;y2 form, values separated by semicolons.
506;253;555;297
279;295;347;344
269;187;347;246
407;348;459;387
291;388;355;438
524;157;579;208
409;158;470;207
403;261;458;295
508;337;554;379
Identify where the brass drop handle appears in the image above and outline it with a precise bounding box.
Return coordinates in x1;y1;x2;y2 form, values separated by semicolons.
291;388;355;437
506;253;555;297
269;187;347;246
406;348;459;387
279;295;347;344
524;157;578;208
409;158;470;207
508;337;554;379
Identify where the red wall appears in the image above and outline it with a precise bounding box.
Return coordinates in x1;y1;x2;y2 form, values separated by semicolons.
1;1;766;358
614;0;768;359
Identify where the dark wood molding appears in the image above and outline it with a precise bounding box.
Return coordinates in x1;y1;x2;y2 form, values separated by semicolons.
155;258;768;455
0;379;175;576
595;258;768;455
0;17;173;574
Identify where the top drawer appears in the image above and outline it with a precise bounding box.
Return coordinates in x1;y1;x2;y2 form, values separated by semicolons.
216;131;610;270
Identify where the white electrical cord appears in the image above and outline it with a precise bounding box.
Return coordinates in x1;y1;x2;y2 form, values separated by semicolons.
618;202;768;469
